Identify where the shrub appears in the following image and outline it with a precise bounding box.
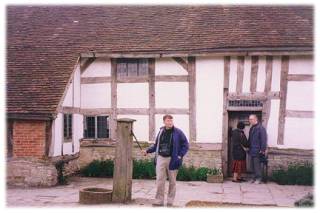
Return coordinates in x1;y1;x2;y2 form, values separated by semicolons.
294;193;314;207
80;159;114;177
133;159;156;179
271;162;313;186
80;159;220;181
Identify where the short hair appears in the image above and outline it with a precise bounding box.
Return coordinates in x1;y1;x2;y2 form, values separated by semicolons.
237;122;245;130
163;114;173;121
249;114;259;120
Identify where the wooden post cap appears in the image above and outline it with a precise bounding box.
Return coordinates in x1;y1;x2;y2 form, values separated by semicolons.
116;118;136;123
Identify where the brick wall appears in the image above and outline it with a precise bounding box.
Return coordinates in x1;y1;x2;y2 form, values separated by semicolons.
13;120;46;158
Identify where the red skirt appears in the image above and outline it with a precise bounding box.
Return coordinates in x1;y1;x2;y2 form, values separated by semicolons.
232;160;246;173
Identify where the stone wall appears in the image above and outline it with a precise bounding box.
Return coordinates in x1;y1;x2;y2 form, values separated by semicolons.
267;147;313;172
79;140;222;170
7;157;58;187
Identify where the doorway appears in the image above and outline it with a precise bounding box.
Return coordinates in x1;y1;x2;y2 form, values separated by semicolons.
227;111;262;177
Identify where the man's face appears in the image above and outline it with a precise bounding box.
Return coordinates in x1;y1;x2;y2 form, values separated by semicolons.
249;115;258;126
163;118;174;129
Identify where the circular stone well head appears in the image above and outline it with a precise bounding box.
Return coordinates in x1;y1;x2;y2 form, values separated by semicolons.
79;187;113;204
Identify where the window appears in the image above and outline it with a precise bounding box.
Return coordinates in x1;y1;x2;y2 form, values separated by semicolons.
63;114;73;141
84;115;110;138
228;100;263;107
116;58;148;78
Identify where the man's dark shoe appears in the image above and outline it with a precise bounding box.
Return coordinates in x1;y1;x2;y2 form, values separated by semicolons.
152;203;164;207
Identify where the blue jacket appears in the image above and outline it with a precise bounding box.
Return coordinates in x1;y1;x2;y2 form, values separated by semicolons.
248;123;267;157
146;126;189;170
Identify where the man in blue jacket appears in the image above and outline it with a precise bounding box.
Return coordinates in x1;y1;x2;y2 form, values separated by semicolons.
248;114;267;184
142;114;189;206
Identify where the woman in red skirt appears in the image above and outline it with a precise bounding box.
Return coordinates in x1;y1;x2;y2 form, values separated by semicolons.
231;122;250;182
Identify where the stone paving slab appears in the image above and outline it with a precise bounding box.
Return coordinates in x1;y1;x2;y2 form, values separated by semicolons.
6;176;313;208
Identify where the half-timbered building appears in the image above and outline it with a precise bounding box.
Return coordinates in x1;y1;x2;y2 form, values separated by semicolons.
6;6;313;186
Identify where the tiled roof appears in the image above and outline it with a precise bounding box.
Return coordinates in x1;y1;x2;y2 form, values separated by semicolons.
7;6;313;119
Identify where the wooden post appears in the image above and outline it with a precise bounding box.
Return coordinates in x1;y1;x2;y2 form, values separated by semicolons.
222;56;230;178
112;118;136;203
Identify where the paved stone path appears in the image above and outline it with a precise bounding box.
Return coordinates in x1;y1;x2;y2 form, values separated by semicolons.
7;177;312;207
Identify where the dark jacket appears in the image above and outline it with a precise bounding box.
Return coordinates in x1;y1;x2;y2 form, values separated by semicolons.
248;123;267;157
146;126;189;170
231;129;249;160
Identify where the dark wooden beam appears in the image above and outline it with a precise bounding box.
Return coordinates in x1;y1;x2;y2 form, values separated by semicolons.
277;56;289;145
222;56;230;178
172;57;188;72
81;77;112;84
148;58;156;141
287;74;314;81
286;110;314;118
80;57;96;74
110;59;117;141
250;56;259;92
187;56;196;143
236;56;245;93
262;56;273;127
155;108;189;114
155;75;189;82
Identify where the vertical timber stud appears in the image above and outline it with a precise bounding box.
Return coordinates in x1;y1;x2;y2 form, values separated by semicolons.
148;58;156;141
187;56;196;142
111;59;117;141
250;56;259;93
277;56;289;145
262;56;273;127
112;118;136;203
222;56;230;178
236;56;245;93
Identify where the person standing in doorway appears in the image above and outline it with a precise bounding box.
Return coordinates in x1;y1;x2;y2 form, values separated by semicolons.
231;121;250;182
248;114;267;184
142;114;189;207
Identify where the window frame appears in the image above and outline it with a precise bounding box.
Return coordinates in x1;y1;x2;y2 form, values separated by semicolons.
83;114;110;139
116;58;149;78
63;113;73;142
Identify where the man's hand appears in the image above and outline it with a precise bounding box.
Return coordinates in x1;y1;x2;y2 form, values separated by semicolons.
141;150;148;156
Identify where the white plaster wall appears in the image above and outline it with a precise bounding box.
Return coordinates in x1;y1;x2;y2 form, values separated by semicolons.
117;83;149;108
256;56;266;92
286;81;314;111
62;81;73;107
228;56;237;93
63;142;73;155
155;114;189;140
271;56;281;92
196;57;224;143
155;58;188;75
73;114;83;153
288;56;314;75
242;56;251;93
283;117;314;149
81;83;111;108
49;113;63;157
81;57;111;77
117;114;149;142
266;100;280;147
155;82;189;108
50;113;83;156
